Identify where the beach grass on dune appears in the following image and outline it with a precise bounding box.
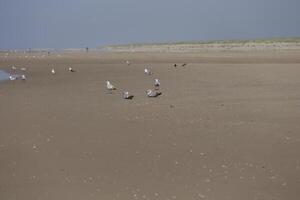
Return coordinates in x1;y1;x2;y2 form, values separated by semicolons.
105;37;300;48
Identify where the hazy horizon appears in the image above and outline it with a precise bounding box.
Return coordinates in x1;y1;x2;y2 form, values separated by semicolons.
1;0;300;49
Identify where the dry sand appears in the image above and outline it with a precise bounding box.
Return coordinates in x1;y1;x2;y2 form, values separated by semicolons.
0;50;300;200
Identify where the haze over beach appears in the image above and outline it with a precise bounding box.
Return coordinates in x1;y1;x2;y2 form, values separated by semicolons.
1;0;300;49
1;1;300;200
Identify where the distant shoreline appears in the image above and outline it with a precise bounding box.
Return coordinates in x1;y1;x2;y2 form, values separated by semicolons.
104;37;300;52
107;37;300;47
1;37;300;53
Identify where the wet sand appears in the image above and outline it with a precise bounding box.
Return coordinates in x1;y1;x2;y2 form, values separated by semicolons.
0;51;300;200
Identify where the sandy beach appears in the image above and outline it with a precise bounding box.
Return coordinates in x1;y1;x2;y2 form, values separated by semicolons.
0;50;300;200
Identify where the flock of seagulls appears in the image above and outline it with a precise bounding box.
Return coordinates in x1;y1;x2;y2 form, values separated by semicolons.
106;76;161;99
9;66;26;81
106;61;165;100
7;60;187;100
8;65;74;81
9;74;26;81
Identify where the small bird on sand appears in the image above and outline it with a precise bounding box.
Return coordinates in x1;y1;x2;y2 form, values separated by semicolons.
126;60;131;65
106;80;116;91
9;75;16;81
51;69;56;74
21;74;26;80
154;78;160;90
174;64;177;67
182;63;187;67
144;68;152;75
146;89;162;97
122;91;134;100
11;66;17;70
20;67;27;71
68;67;75;72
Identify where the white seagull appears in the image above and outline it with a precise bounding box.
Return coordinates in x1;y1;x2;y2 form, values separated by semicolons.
146;89;162;97
106;80;116;91
154;78;160;90
9;75;16;81
21;74;26;80
20;67;27;71
51;69;56;74
68;67;75;72
11;66;17;70
126;60;131;65
144;68;152;75
122;91;134;100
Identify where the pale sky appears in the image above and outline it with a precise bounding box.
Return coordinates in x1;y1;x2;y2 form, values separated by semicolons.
0;0;299;49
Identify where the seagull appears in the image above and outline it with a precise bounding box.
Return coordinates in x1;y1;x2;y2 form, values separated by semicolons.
11;66;17;70
51;69;56;74
106;80;116;91
154;78;160;90
144;68;152;75
9;75;16;81
122;91;134;100
21;74;26;80
68;67;75;72
20;67;27;71
146;89;162;97
126;60;131;65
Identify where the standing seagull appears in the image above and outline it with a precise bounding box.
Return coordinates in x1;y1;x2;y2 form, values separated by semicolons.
144;68;152;75
11;66;17;70
68;67;75;72
51;69;56;74
154;78;160;90
126;60;131;66
122;91;134;100
106;80;116;92
21;74;26;80
146;89;162;97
